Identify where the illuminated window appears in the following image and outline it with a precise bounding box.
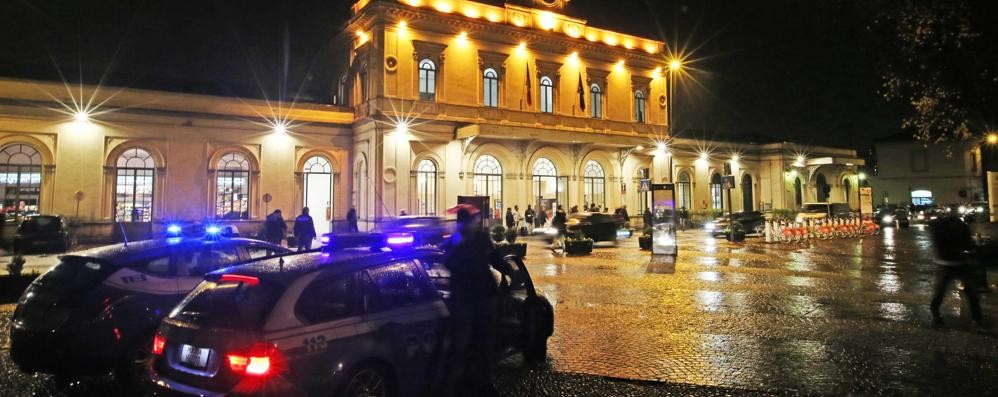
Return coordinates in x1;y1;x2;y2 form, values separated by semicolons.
634;90;646;123
710;173;723;210
418;59;436;101
473;155;503;218
0;144;41;219
215;153;250;220
416;159;437;215
911;189;933;206
583;160;605;208
677;171;692;210
590;84;602;119
483;68;499;107
540;76;554;113
115;148;155;222
303;156;333;234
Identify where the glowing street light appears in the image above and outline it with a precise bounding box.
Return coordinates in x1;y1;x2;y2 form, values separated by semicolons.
987;133;998;145
730;154;740;163
858;172;867;180
669;59;682;72
273;121;288;134
73;110;90;123
656;142;666;152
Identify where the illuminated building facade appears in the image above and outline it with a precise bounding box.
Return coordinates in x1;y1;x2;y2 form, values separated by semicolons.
0;0;864;240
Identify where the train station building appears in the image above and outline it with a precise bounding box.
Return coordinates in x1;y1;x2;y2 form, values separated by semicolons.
0;0;863;241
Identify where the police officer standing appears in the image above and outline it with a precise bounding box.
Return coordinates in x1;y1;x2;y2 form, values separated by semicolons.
293;207;317;251
264;209;287;246
437;204;503;396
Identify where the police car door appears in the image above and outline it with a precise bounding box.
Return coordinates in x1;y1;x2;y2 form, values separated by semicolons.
360;261;446;392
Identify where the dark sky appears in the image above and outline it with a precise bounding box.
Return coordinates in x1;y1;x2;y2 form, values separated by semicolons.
1;0;916;149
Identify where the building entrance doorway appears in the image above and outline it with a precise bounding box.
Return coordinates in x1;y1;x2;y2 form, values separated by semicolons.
303;156;333;234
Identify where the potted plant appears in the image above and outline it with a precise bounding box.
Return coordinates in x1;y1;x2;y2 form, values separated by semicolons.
638;227;653;250
564;232;594;255
1;256;38;303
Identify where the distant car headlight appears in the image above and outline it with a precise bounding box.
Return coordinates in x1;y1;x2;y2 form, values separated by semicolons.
882;215;894;223
959;206;969;214
704;222;715;231
976;207;985;213
917;214;925;220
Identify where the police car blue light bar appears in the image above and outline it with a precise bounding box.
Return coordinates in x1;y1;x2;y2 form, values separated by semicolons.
385;233;414;246
166;224;182;235
206;226;221;235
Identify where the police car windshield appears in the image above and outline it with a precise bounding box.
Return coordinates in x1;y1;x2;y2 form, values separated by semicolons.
171;279;284;329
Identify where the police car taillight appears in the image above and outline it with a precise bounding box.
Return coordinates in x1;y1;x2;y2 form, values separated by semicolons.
152;332;166;356
219;274;260;286
227;343;283;377
385;232;414;246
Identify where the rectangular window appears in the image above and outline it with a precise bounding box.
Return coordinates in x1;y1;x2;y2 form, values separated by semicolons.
971;152;978;173
540;77;554;113
590;90;602;118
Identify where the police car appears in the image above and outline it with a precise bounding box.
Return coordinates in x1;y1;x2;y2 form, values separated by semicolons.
148;236;554;396
9;232;289;389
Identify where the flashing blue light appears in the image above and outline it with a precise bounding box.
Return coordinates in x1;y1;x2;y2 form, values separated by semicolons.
321;235;331;244
167;224;182;234
386;233;415;246
206;226;221;235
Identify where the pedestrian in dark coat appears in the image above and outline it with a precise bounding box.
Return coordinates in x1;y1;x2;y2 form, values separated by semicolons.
505;208;515;230
929;216;986;330
293;207;317;251
346;207;359;232
643;208;654;229
436;205;507;396
264;209;287;245
524;205;535;228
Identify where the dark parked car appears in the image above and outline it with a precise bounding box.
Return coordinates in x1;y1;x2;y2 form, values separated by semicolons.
9;236;289;390
13;214;74;253
565;212;620;242
708;211;766;237
376;215;449;246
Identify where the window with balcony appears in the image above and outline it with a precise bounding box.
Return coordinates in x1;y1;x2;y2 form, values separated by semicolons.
590;84;602;119
540;76;554;113
418;59;436;101
483;68;499;108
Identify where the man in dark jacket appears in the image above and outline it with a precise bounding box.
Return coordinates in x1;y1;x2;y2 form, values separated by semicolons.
437;205;504;396
505;208;515;230
264;209;286;245
346;207;359;232
524;205;535;229
293;207;317;251
929;216;985;330
643;208;654;229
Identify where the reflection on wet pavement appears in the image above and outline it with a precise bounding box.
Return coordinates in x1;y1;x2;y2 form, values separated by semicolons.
522;227;998;395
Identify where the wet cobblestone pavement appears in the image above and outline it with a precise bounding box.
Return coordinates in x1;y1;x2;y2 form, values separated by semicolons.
3;226;998;395
524;226;998;395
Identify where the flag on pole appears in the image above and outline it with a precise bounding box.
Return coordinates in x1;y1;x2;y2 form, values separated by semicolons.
577;72;586;111
525;62;532;106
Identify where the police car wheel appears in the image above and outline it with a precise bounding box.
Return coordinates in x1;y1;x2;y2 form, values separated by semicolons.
340;365;394;397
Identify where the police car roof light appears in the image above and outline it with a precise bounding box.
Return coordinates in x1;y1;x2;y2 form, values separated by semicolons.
206;226;222;235
385;232;415;246
219;274;260;286
166;224;182;234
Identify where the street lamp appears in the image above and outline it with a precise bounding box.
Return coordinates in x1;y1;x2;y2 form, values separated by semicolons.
666;59;682;183
987;133;997;145
857;171;867;214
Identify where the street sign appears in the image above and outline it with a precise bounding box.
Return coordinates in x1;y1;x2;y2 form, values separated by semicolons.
639;179;651;192
859;187;873;215
721;175;736;190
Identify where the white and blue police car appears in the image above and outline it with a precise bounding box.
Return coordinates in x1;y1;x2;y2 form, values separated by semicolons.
148;234;554;396
9;228;289;389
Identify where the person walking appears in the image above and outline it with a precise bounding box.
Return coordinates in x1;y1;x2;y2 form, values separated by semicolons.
643;208;654;229
678;207;690;231
620;205;630;227
524;205;535;231
346;207;359;232
436;204;505;397
551;205;567;252
505;207;515;230
293;208;317;252
929;215;986;331
264;209;287;246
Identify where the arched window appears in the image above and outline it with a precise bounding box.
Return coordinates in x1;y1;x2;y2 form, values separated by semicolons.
418;59;436;101
532;158;556;176
473;155;503;219
710;173;723;210
843;178;852;205
303;156;333;234
215;153;250;220
532;157;566;213
540;76;554;113
115;148;155;222
483;68;499;107
634;90;646;123
416;159;437;215
0;144;42;219
677;172;692;210
816;173;829;202
741;174;754;211
583;160;605;209
590;84;602;119
794;178;803;208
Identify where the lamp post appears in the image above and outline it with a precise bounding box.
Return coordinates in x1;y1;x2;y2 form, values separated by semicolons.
666;60;682;184
857;171;867;215
618;145;644;205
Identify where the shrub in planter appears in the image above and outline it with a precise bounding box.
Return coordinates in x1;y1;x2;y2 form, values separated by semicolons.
638;227;653;250
564;236;594;255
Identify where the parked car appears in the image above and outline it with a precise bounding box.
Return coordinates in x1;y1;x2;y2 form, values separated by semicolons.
376;215;449;246
565;212;619;242
707;211;766;237
911;204;943;223
12;214;74;253
795;203;852;223
962;201;990;223
148;244;554;396
9;236;290;389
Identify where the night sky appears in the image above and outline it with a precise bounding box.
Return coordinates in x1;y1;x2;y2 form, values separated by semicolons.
0;0;949;150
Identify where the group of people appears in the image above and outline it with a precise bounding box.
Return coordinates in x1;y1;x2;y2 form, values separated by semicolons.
262;208;318;251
